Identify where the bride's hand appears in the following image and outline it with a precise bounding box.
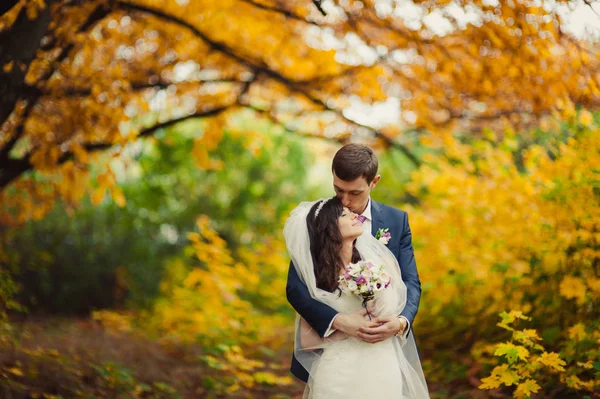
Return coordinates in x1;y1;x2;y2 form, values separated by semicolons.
332;307;380;338
357;314;403;344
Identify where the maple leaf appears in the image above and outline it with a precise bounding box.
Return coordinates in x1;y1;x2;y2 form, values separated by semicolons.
513;329;542;346
514;379;541;399
537;352;566;372
498;367;520;387
479;375;502;390
494;342;530;364
479;364;520;390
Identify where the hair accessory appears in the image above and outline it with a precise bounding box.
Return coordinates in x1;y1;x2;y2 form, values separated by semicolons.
314;199;329;219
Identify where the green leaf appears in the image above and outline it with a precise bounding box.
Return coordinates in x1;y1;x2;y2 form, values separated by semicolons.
494;343;529;364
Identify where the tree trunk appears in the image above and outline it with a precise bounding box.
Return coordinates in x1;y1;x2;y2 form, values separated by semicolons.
0;1;53;126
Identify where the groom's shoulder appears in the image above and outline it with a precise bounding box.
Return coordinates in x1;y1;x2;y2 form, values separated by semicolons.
374;200;408;220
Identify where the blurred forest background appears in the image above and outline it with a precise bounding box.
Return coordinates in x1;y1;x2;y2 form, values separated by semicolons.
0;0;599;398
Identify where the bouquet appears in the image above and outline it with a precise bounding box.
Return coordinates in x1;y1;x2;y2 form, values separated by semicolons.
338;260;391;320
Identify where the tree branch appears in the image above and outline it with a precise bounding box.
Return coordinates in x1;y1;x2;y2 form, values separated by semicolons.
50;78;241;97
280;86;422;166
0;105;233;189
0;158;31;189
239;0;320;26
115;1;347;87
136;105;231;138
243;103;341;143
0;1;54;126
0;100;35;163
313;0;326;16
115;0;421;166
0;0;19;16
55;105;232;164
0;2;113;182
34;2;112;86
73;106;234;161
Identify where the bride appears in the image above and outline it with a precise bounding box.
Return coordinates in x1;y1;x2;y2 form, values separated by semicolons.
283;197;429;399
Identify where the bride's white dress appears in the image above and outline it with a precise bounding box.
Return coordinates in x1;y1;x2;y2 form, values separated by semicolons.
310;336;406;399
304;288;426;399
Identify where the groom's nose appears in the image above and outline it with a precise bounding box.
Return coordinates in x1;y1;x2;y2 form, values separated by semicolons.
340;194;350;207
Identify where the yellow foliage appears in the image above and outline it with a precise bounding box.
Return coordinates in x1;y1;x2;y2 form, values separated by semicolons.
5;367;24;377
110;186;126;208
586;277;600;298
86;215;297;393
479;364;520;389
564;375;599;391
559;276;587;305
91;187;106;205
536;352;566;372
140;215;292;351
409;124;600;396
494;343;530;364
92;310;133;333
481;310;599;397
568;323;587;343
513;379;541;399
252;371;293;386
409;127;600;331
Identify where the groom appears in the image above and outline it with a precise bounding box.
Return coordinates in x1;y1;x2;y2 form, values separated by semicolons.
286;143;421;382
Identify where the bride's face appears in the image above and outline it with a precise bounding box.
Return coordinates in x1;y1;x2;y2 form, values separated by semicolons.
337;207;363;240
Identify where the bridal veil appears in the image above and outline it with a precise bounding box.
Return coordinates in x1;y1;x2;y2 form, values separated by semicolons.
283;200;429;398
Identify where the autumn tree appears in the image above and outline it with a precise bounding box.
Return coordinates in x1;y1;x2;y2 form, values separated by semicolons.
1;0;599;223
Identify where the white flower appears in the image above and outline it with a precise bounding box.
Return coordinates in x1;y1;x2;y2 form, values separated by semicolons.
338;278;348;290
362;268;373;280
371;268;381;280
348;263;361;277
347;280;358;292
375;228;391;245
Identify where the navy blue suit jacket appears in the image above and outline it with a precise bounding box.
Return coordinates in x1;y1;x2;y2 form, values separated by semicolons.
285;200;422;382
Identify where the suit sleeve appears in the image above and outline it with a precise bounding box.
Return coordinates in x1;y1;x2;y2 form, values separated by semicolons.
397;213;421;325
286;261;338;338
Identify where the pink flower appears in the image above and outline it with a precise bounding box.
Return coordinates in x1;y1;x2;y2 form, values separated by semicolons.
381;272;390;285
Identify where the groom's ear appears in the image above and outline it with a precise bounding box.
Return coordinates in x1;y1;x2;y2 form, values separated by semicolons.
371;175;381;188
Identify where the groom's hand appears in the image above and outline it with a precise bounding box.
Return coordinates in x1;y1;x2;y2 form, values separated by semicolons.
357;315;404;344
332;307;379;338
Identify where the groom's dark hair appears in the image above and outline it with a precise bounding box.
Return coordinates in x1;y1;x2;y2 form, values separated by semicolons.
332;144;378;183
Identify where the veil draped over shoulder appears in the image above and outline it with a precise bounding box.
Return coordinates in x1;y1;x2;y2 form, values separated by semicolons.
283;200;429;398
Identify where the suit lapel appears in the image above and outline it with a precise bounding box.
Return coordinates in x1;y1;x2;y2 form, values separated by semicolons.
370;199;385;237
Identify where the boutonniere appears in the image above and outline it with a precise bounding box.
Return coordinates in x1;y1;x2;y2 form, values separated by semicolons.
375;228;391;245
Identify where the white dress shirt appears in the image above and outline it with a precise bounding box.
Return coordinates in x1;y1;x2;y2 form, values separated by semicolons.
324;198;410;338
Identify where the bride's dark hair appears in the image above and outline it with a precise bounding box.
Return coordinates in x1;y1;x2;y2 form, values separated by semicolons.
307;196;361;293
